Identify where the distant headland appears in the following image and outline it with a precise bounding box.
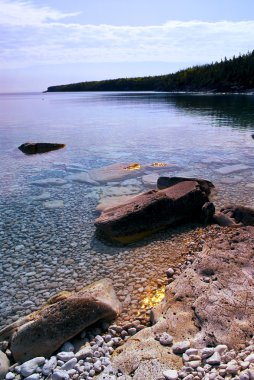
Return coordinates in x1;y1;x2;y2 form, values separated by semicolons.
46;50;254;93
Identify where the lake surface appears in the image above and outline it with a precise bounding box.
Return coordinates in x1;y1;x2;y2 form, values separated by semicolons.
1;91;254;328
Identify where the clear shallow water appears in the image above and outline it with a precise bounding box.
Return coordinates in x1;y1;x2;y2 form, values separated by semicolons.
1;91;254;204
1;91;254;327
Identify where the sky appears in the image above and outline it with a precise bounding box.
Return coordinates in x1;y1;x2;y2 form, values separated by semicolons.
1;0;254;92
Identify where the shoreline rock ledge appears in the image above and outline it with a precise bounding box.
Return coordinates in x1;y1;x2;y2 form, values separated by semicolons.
95;179;214;243
110;226;254;379
0;279;121;363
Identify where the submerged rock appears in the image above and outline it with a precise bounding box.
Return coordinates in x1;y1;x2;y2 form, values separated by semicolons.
95;180;211;243
214;205;254;227
18;142;65;155
0;279;121;363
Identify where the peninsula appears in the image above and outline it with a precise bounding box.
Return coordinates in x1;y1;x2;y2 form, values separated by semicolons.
46;50;254;93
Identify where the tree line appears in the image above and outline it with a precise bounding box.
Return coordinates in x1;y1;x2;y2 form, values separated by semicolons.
46;51;254;93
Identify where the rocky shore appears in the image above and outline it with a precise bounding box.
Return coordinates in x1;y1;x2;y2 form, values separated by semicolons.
2;165;254;380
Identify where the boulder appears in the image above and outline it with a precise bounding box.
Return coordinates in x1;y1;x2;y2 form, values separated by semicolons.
18;142;65;155
95;180;211;243
214;205;254;227
0;351;10;380
157;176;214;195
111;227;254;378
0;279;121;363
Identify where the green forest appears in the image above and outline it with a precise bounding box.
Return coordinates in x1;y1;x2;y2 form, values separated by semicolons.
46;51;254;93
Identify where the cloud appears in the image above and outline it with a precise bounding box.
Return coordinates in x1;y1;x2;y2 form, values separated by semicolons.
0;0;79;26
1;1;254;70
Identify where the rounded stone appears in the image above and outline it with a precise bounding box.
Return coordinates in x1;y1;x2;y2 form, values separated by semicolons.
159;333;173;346
172;341;191;355
163;369;178;380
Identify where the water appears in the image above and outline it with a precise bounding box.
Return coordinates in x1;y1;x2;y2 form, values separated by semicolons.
1;91;254;327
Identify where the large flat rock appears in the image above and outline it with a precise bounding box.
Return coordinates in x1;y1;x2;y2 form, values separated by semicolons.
0;279;121;363
111;226;254;378
95;181;210;243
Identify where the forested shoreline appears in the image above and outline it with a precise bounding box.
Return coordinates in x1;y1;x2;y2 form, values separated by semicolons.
46;51;254;92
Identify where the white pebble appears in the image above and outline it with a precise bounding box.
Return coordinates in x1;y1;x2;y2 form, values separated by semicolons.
57;352;75;362
5;373;15;380
163;369;178;380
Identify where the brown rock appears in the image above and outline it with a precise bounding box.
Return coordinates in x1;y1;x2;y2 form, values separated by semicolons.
157;176;214;195
0;279;121;363
214;205;254;226
18;142;65;154
95;181;210;243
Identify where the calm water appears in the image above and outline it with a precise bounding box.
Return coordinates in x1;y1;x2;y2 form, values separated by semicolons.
1;92;254;204
1;91;254;327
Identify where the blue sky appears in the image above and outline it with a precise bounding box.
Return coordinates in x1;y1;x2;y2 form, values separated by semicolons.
1;0;254;92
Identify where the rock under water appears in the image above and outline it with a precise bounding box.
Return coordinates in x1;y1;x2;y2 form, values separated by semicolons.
18;142;65;155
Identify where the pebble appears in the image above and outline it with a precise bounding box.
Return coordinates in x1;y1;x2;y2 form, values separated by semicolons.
166;268;175;278
5;372;15;380
60;342;74;353
159;332;173;346
23;374;40;380
163;369;178;380
61;358;77;371
20;357;45;377
245;354;254;363
172;341;191;354
42;356;57;376
57;352;75;362
206;351;221;365
52;370;69;380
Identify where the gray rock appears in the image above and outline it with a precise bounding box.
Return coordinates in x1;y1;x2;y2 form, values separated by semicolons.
52;370;69;380
201;347;214;359
23;374;40;380
61;358;77;371
42;356;57;376
75;347;92;360
206;352;221;365
0;351;9;380
20;357;45;377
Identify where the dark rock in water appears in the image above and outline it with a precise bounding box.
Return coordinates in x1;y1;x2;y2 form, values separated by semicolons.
0;279;121;363
251;134;254;139
18;142;65;154
200;202;216;224
95;181;211;243
157;176;214;195
214;205;254;226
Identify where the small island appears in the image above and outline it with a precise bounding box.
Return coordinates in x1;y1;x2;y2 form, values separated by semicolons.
46;50;254;93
